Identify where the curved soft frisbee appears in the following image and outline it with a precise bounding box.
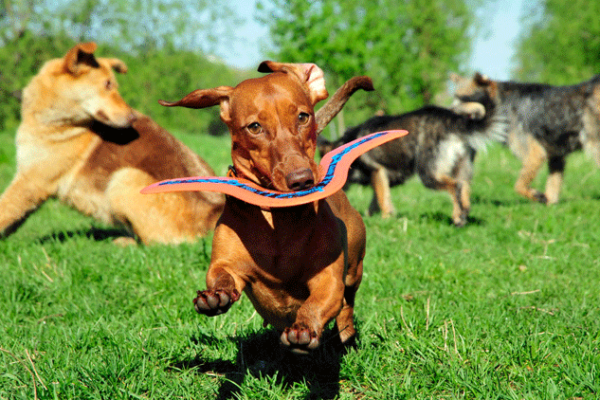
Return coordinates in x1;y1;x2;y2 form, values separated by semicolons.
141;130;408;208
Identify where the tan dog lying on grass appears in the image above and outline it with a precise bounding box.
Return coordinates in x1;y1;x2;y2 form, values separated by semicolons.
159;62;370;353
0;42;224;244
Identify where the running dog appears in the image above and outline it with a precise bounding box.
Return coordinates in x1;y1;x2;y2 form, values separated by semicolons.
0;42;225;244
319;102;506;226
452;72;600;204
159;61;368;353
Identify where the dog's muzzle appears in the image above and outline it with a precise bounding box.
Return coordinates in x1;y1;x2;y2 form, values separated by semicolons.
285;168;315;191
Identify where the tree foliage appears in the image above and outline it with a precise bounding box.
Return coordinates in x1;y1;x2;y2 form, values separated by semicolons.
0;34;253;133
0;0;238;54
258;0;476;134
0;0;250;133
514;0;600;84
0;32;75;129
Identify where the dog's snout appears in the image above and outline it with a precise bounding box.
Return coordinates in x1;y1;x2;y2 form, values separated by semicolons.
286;168;315;191
126;109;138;125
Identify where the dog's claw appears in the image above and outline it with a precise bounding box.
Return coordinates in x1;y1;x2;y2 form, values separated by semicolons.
193;289;239;316
280;324;320;354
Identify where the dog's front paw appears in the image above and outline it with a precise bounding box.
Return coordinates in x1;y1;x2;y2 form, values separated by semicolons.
193;289;240;316
532;191;548;204
280;323;320;354
453;210;469;227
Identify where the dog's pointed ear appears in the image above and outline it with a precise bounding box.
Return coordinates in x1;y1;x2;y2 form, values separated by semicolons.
474;72;491;86
450;73;463;83
64;42;99;76
104;58;128;74
159;86;234;123
258;61;329;105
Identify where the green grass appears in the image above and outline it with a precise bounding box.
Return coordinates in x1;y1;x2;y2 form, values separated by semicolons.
1;127;599;399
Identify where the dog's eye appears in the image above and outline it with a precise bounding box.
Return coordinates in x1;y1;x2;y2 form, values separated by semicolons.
247;122;263;135
298;112;310;125
105;80;113;90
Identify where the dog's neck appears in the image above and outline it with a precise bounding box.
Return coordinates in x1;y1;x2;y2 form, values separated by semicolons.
226;193;321;228
226;165;322;214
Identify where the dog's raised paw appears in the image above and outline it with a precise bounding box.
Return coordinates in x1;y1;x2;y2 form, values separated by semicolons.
280;323;320;354
193;289;239;316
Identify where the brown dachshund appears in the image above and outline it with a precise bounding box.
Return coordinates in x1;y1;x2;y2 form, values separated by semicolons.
160;62;369;353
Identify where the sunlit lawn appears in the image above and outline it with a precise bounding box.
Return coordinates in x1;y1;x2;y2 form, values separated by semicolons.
1;127;599;399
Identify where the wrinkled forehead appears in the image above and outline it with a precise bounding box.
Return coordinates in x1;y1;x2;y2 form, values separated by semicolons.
230;72;311;114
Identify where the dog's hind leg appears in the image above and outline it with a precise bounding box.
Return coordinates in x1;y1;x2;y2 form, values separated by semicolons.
107;168;208;245
426;174;469;227
545;156;565;205
336;269;361;345
0;173;52;237
424;151;474;227
336;241;364;345
369;167;394;218
455;153;475;225
514;136;548;203
447;178;469;227
582;106;600;167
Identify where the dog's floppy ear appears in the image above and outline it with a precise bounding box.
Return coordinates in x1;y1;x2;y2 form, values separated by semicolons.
258;61;329;105
104;58;128;74
159;86;234;123
64;42;100;76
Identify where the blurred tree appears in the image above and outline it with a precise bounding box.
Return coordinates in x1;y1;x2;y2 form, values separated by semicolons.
258;0;477;136
0;0;248;134
514;0;600;84
0;0;237;54
0;32;74;130
110;43;255;136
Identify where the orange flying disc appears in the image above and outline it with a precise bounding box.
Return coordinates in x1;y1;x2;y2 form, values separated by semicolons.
141;130;408;207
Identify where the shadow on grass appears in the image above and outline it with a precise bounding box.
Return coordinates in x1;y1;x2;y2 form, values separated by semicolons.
36;227;134;244
173;327;355;400
470;194;541;207
417;211;485;226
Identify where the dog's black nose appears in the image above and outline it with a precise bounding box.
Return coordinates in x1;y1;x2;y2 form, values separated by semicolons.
286;168;315;191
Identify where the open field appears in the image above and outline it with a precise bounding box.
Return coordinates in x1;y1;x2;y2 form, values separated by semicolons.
0;128;599;399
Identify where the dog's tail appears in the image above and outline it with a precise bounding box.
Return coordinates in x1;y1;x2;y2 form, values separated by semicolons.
315;76;374;135
463;114;509;151
451;101;508;150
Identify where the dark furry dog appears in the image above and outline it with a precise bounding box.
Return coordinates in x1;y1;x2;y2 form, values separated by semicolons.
452;72;600;204
319;102;506;226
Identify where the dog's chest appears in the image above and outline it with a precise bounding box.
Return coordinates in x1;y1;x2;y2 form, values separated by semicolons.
230;204;324;256
245;217;316;259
